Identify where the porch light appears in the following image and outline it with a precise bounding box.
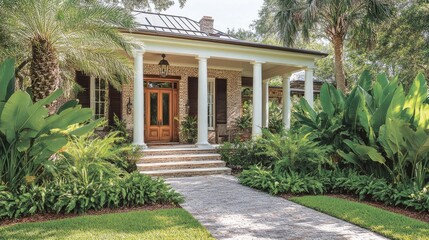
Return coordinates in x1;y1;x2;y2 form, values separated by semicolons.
158;54;170;78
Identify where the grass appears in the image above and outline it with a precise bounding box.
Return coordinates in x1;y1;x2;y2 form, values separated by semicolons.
289;195;429;240
0;208;213;240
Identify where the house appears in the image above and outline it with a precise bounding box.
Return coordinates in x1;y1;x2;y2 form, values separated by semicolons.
76;11;327;149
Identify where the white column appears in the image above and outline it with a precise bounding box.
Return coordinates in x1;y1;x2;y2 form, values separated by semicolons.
196;56;212;149
252;61;263;137
132;46;147;148
262;80;269;128
282;74;292;130
304;67;314;108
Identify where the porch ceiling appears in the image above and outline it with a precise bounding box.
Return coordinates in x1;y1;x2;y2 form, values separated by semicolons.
143;52;301;78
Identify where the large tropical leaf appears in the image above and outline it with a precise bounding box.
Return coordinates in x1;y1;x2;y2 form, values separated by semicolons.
343;139;386;164
0;58;15;104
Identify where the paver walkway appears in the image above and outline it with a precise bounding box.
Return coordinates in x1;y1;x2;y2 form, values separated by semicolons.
167;175;387;240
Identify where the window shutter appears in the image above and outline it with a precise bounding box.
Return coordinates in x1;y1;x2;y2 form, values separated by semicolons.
215;78;227;124
75;71;90;108
188;77;198;117
108;85;122;125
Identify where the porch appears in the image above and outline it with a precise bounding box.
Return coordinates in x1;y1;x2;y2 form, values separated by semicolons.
127;45;320;149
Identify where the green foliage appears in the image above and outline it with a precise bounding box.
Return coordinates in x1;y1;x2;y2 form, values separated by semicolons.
239;166;326;195
109;114;130;142
351;2;429;87
239;167;429;212
258;130;330;175
0;58;99;191
290;196;429;240
178;116;197;143
0;0;135;95
54;130;134;185
218;139;273;170
0;173;183;219
267;101;284;133
295;71;429;187
234;101;253;133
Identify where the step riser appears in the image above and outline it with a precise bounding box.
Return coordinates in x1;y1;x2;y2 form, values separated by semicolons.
142;169;231;178
143;150;218;156
138;162;226;171
139;155;221;163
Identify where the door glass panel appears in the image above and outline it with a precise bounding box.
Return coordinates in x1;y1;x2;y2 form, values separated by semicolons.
162;93;170;126
150;93;158;125
145;81;173;88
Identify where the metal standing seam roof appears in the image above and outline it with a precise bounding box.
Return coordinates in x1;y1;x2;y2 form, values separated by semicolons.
133;11;235;39
129;11;328;57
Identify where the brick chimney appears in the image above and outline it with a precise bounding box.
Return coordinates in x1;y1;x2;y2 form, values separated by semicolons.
199;16;214;34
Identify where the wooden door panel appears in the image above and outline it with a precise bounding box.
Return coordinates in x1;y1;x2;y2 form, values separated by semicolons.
144;88;173;142
159;90;172;141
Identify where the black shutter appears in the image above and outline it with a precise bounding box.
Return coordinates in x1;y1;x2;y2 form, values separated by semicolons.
215;79;227;124
75;71;90;108
188;77;198;117
108;85;122;126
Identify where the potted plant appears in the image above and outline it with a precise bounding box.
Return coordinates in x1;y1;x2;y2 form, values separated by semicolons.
234;115;252;141
178;116;198;143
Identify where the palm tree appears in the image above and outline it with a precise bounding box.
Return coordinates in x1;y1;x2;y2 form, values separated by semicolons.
0;0;135;108
274;0;391;92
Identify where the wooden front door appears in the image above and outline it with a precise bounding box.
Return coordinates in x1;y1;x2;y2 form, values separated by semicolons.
145;89;173;142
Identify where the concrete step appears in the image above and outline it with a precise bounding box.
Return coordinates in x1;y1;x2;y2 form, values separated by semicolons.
137;160;226;171
140;167;231;177
140;153;221;163
142;148;218;156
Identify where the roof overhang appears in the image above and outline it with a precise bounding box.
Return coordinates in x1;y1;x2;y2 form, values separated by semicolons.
121;28;328;58
120;28;327;78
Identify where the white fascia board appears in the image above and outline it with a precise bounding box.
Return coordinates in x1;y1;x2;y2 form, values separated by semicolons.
125;33;317;69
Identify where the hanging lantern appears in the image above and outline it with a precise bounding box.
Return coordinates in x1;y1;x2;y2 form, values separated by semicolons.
158;54;170;78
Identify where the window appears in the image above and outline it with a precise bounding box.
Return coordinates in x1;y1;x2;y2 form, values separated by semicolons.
90;77;107;120
208;78;215;130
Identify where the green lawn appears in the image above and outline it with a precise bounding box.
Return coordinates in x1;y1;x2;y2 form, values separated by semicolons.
290;196;429;240
0;208;213;240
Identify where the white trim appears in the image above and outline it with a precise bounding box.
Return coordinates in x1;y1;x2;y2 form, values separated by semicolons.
89;77;107;121
90;76;95;115
208;77;216;130
126;34;320;68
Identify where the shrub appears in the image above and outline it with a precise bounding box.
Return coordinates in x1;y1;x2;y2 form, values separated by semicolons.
218;139;274;169
0;173;183;220
258;130;331;175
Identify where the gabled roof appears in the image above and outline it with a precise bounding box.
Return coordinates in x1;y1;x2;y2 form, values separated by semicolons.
133;11;235;39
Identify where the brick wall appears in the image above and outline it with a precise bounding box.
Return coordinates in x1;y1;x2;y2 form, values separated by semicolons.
121;64;242;143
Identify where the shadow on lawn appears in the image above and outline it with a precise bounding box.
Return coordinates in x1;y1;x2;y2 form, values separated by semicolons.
0;208;212;240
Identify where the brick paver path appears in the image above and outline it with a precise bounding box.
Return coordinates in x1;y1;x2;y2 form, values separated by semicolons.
167;175;387;240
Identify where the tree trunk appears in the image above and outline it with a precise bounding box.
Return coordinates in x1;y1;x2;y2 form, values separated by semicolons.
30;38;62;112
332;35;347;92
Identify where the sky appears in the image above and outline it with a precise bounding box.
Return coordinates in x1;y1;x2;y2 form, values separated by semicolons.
162;0;264;32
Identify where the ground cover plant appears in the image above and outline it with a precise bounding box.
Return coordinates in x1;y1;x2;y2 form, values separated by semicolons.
0;208;213;240
290;196;429;240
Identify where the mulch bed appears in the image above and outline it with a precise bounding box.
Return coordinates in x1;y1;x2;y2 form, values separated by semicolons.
0;204;178;227
281;193;429;223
